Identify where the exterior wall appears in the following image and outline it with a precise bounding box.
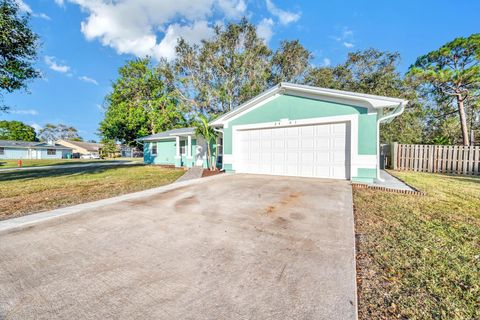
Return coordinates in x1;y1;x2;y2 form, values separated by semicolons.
0;148;30;159
143;137;217;169
144;140;176;165
0;147;68;159
222;94;378;182
38;148;65;159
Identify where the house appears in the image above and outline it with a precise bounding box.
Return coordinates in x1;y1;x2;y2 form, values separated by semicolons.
56;140;103;158
139;83;407;183
0;140;72;159
118;145;142;158
138;128;220;168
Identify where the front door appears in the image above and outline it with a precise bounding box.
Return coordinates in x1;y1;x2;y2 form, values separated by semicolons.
195;138;205;166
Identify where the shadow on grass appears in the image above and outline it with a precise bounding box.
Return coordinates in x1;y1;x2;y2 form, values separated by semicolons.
0;164;143;182
0;160;134;168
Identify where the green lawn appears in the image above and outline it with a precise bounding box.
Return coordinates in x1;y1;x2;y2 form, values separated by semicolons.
0;165;184;220
354;171;480;319
0;159;123;169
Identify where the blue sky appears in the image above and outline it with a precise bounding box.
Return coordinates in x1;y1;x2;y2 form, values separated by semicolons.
3;0;479;141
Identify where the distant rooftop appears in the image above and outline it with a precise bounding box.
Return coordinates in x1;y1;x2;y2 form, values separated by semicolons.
57;140;103;151
0;140;71;149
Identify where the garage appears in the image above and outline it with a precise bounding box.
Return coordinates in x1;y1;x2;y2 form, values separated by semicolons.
235;122;350;179
212;83;407;184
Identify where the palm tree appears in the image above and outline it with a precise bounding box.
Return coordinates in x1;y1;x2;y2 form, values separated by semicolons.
194;114;218;170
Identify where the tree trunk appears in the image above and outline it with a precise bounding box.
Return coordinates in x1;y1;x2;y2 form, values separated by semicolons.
457;97;470;146
206;141;212;170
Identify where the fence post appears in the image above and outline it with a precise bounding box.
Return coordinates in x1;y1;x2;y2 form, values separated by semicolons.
391;142;398;170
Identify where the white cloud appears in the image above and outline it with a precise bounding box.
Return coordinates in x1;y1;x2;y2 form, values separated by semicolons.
30;123;42;132
265;0;300;25
155;21;215;60
63;0;227;60
15;0;51;20
217;0;247;19
54;0;65;6
321;58;331;67
331;27;355;49
44;56;70;73
10;109;38;115
61;0;260;60
79;76;99;85
256;18;274;43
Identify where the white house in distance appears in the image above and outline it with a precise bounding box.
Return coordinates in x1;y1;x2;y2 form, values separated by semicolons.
0;140;72;159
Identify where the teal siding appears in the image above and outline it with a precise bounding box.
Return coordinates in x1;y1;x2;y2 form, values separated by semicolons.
144;140;177;165
223;94;376;155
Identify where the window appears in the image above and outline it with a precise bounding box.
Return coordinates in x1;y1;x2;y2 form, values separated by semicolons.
151;144;157;156
217;138;223;156
47;149;56;155
0;147;4;155
180;140;186;155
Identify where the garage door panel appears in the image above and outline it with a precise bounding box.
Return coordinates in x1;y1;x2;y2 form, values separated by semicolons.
235;121;350;179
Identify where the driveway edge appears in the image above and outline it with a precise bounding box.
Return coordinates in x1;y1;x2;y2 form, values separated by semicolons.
0;174;227;236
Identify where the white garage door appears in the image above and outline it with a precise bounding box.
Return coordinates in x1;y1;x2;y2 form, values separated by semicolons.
235;122;350;179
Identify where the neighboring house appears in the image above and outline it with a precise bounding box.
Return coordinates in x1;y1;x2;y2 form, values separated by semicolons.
139;83;407;183
0;140;72;159
118;145;142;158
138;128;220;168
56;140;103;158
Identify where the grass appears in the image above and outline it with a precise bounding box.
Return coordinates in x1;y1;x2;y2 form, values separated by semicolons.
354;171;480;319
0;165;184;220
0;159;124;169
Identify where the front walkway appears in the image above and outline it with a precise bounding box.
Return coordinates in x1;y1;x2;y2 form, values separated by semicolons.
175;166;204;182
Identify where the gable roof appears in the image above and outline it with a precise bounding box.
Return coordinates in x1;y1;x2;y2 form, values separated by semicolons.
210;82;408;126
137;127;196;141
0;140;71;149
57;140;103;152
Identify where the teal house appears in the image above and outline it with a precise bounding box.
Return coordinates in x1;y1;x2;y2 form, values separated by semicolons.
139;83;407;183
138;128;220;169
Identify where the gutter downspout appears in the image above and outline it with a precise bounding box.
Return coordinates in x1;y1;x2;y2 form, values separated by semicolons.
213;128;224;171
375;101;407;182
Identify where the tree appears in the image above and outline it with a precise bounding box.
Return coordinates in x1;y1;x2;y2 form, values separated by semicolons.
270;40;312;84
100;58;185;146
0;0;40;112
167;19;272;115
408;34;480;145
305;48;425;144
194;114;218;170
100;139;117;158
38;123;82;141
0;120;36;141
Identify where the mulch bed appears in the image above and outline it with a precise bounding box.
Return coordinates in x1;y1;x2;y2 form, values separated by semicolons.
202;169;223;177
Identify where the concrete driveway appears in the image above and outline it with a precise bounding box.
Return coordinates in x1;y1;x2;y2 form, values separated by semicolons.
0;174;356;320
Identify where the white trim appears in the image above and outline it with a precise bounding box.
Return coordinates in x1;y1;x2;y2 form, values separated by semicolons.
187;135;192;158
175;136;180;157
150;142;157;156
230;114;365;180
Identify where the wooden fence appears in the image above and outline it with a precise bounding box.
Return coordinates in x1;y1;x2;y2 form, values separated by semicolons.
391;143;480;175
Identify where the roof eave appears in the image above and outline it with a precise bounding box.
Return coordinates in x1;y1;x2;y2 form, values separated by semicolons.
210;82;408;126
